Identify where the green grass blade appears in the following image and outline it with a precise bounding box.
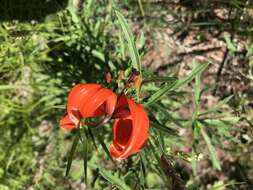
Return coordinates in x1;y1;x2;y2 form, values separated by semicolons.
66;134;79;176
200;125;221;170
115;10;141;75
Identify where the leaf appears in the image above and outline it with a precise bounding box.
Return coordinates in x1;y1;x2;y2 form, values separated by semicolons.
191;148;197;176
224;34;237;53
119;34;126;60
142;76;176;84
150;119;178;136
67;0;80;25
144;63;209;106
94;129;115;164
137;0;145;17
170;62;209;91
139;154;146;188
97;167;131;190
200;95;233;116
194;71;201;108
143;81;177;106
148;138;162;163
200;125;221;170
79;127;89;184
115;10;141;75
157;130;165;153
87;127;98;150
66;134;79;176
0;85;18;91
153;103;184;128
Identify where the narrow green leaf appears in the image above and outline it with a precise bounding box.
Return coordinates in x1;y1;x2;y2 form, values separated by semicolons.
66;134;79;176
138;0;145;17
0;85;18;91
150;119;178;136
191;148;197;176
92;166;131;190
157;130;165;153
144;63;209;106
91;50;105;62
224;34;237;53
143;81;177;106
171;62;209;91
148;138;161;163
139;154;146;188
153;103;184;128
80;127;89;184
142;76;176;84
200;95;233;116
194;72;201;108
87;127;98;150
119;34;126;60
67;0;80;25
94;130;115;164
115;10;141;75
200;125;221;170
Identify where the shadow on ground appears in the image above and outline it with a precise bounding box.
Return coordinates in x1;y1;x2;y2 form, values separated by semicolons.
0;0;68;22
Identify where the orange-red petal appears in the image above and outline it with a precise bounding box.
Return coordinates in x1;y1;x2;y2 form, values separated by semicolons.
67;84;102;123
80;88;117;118
60;115;76;131
110;96;149;160
60;84;117;131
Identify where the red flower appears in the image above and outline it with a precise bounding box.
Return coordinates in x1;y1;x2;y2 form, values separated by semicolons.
109;96;149;160
60;84;150;160
60;84;117;131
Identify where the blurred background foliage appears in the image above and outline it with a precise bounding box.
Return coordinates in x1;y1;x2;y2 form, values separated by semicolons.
0;0;253;189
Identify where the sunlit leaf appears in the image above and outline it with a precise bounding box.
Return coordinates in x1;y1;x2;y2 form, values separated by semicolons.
115;10;141;75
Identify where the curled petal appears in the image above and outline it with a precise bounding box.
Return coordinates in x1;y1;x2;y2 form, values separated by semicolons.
67;84;102;123
80;88;117;118
110;96;149;160
60;115;76;131
60;84;117;131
